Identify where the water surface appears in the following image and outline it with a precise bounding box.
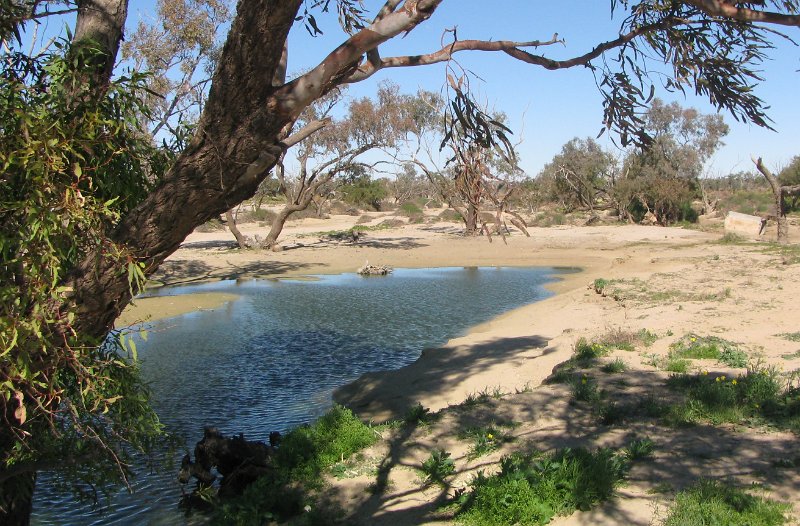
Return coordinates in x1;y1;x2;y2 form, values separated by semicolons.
32;266;565;525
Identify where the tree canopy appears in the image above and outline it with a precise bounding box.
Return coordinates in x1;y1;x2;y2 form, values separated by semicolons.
2;0;800;522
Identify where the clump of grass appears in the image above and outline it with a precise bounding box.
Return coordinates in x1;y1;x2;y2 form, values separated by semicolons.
461;424;515;459
666;333;748;368
215;405;377;523
665;356;691;374
571;375;601;404
780;350;800;360
456;446;633;526
574;338;610;360
593;278;609;294
664;479;790;526
598;401;627;426
404;403;437;426
421;449;455;486
625;437;655;460
664;366;800;430
717;232;749;244
601;358;628;373
637;328;659;347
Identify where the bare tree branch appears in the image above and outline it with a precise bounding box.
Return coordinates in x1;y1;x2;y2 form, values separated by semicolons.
348;34;564;82
686;0;800;26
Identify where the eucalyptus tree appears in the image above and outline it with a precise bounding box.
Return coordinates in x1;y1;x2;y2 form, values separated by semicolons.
618;98;729;224
3;1;800;523
261;82;420;250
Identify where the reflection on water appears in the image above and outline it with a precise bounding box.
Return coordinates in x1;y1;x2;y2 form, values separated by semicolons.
31;266;565;525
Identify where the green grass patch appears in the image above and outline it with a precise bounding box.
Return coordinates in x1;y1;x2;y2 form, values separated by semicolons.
456;446;633;526
760;243;800;265
666;333;748;368
601;358;628;374
213;405;377;523
663;367;800;430
664;479;790;526
421;449;455;486
777;332;800;342
403;402;438;426
574;338;611;360
461;423;516;460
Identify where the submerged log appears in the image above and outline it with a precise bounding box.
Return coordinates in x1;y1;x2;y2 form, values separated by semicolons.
179;427;281;499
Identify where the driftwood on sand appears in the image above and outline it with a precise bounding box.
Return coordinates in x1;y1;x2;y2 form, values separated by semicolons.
357;261;392;276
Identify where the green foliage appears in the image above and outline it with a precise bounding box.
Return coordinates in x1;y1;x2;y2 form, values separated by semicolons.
719;189;774;216
339;175;387;210
457;446;631;526
664;367;800;430
421;449;455;486
404;403;436;426
0;42;170;500
461;424;514;460
624;438;655;461
571;376;601;404
274;405;378;484
670;334;748;367
593;278;608;294
664;480;789;526
601;358;628;374
574;338;611;360
215;405;377;523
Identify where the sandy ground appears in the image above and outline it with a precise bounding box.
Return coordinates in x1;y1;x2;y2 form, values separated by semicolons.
123;211;800;525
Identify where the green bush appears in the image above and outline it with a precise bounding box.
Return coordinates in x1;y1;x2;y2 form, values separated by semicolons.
214;405;377;523
665;480;789;526
457;447;630;526
664;367;800;430
574;338;610;360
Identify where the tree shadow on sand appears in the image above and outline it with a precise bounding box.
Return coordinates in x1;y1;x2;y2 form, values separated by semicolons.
331;343;800;526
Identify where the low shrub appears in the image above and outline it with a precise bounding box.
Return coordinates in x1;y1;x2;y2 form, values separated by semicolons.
664;367;800;430
457;446;631;526
214;405;377;523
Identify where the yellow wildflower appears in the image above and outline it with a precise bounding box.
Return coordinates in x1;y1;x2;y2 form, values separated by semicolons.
702;370;708;375
581;377;587;385
487;433;494;440
716;377;722;382
691;337;697;342
731;379;737;386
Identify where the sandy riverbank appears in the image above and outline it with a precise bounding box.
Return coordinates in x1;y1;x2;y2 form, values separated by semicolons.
124;213;800;525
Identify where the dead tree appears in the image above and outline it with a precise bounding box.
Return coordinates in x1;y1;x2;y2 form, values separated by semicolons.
754;156;800;243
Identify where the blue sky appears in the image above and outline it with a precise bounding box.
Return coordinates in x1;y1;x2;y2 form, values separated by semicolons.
34;1;800;176
283;1;800;176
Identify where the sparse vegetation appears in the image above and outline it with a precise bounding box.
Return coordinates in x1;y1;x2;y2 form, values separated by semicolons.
461;423;515;459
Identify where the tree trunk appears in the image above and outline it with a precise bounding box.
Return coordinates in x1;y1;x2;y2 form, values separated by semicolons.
72;0;129;84
225;210;249;249
464;202;478;235
755;157;790;244
262;206;297;250
67;1;303;339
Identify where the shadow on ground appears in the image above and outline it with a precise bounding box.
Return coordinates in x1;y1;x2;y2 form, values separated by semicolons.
153;259;318;286
331;352;800;526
